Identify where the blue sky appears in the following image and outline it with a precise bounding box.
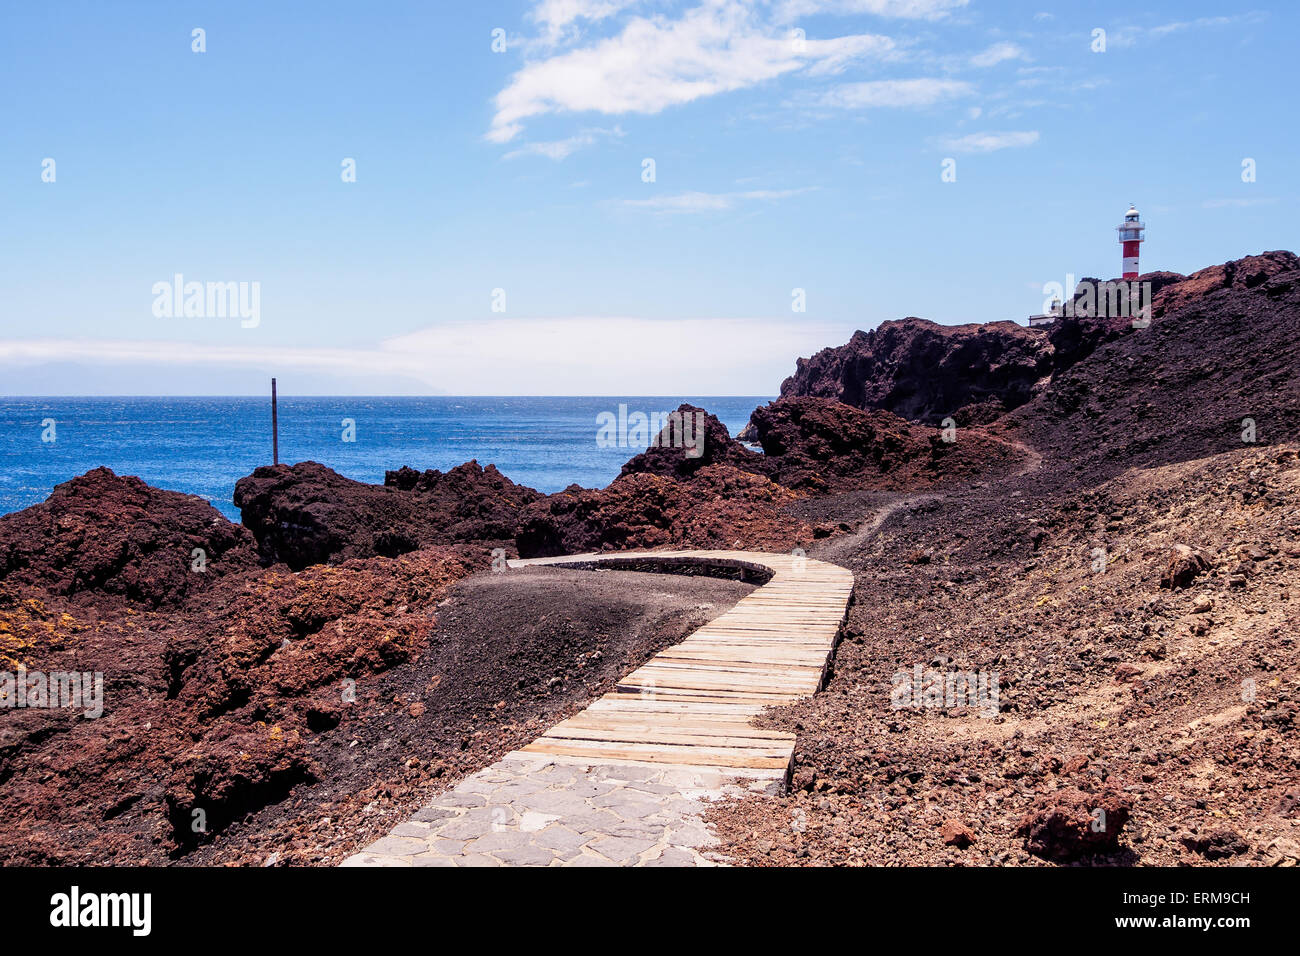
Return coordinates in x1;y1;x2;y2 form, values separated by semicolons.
1;0;1294;395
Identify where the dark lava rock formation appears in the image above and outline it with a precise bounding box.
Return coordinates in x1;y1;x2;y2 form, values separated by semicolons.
235;460;541;569
619;403;765;482
773;318;1054;424
1012;252;1300;476
0;467;259;609
516;465;808;558
747;396;1025;493
1016;787;1132;862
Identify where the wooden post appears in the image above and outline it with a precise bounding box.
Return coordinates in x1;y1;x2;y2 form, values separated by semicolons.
271;378;279;465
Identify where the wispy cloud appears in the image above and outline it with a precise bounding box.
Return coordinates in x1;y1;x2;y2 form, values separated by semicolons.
774;0;970;21
530;0;642;43
616;187;816;214
941;129;1039;152
0;316;848;395
812;77;972;109
969;41;1026;67
488;1;896;142
504;125;625;160
1106;13;1264;49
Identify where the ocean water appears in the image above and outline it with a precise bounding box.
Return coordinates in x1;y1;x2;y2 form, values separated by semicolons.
0;397;770;521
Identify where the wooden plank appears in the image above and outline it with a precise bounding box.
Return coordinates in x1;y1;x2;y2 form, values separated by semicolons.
501;548;851;782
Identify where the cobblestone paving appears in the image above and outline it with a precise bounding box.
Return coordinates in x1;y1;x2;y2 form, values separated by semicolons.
340;754;781;867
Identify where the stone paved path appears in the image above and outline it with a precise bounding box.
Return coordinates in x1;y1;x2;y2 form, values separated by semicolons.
341;549;853;867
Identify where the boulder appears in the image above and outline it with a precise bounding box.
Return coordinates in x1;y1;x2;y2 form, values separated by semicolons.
1016;787;1131;861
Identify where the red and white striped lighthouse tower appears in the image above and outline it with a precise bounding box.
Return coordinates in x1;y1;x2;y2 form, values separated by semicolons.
1117;203;1145;280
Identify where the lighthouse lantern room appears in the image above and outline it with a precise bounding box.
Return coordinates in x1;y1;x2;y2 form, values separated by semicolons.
1117;204;1145;280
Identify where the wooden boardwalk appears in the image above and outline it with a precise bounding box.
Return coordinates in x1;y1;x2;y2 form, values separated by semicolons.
342;549;854;866
510;550;854;782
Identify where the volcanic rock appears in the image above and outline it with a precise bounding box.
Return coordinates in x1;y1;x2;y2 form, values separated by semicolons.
1011;253;1300;476
772;318;1054;425
619;404;767;482
1016;787;1131;861
1152;251;1299;317
746;396;1025;492
1161;545;1212;590
516;465;808;558
0;467;259;609
1179;827;1249;860
235;460;540;569
940;819;975;848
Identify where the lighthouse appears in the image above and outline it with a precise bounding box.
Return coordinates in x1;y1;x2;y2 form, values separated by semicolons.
1117;203;1145;280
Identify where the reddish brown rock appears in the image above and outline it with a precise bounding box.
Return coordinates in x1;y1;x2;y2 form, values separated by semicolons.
772;318;1054;425
0;467;259;609
234;460;541;569
516;465;808;558
1160;545;1212;590
619;404;767;483
1016;787;1131;861
1179;827;1249;860
940;819;975;848
747;396;1025;492
1152;251;1299;317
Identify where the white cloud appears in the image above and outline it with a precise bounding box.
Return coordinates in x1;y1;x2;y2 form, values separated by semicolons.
969;41;1026;67
616;187;814;213
532;0;640;31
813;77;972;109
941;129;1039;152
488;1;895;142
504;125;625;160
0;316;848;395
774;0;969;21
1107;13;1262;49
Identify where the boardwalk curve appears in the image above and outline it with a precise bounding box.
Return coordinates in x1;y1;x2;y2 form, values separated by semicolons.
341;549;854;867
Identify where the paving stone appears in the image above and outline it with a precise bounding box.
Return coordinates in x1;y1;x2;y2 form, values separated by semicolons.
364;836;425;857
645;847;702;867
568;781;618;799
560;809;623;834
389;822;433;838
490;843;558;866
465;830;534;855
587;836;657;863
518;810;560;832
412;806;458;823
428;838;467;855
621;782;678;796
340;853;411;867
412;853;458;867
533;826;589;854
436;817;496;841
454;854;501;867
666;823;715;847
594;795;661;819
436;791;487;808
519;790;593;815
599;766;660;784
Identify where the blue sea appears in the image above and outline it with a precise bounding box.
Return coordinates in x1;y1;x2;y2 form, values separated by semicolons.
0;397;770;521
